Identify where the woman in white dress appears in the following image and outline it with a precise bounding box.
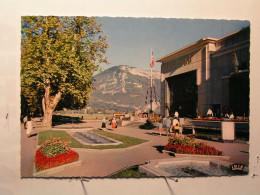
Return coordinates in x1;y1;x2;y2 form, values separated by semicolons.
101;117;107;128
26;117;33;138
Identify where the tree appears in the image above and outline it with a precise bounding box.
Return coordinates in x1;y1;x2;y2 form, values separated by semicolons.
21;16;108;127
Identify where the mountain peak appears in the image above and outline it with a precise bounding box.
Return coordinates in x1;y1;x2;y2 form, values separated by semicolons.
99;65;160;79
118;65;130;69
89;65;161;112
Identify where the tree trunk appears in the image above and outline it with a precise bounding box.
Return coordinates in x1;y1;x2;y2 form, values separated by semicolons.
42;106;54;128
42;79;61;128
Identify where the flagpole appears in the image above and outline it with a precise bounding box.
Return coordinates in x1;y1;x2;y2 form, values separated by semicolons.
150;48;153;113
150;63;152;113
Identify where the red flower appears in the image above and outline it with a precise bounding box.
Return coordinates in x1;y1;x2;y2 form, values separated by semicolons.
164;135;222;156
34;149;79;172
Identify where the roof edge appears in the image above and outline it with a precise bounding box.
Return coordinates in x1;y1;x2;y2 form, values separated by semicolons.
156;37;217;62
156;26;250;63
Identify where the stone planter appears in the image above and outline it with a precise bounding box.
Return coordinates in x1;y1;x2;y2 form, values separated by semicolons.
33;160;82;177
139;157;247;177
162;150;230;161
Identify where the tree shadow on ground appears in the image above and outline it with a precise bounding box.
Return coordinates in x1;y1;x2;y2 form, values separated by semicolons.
145;132;167;137
139;119;156;130
153;145;165;153
153;145;175;156
29;133;38;138
52;115;83;126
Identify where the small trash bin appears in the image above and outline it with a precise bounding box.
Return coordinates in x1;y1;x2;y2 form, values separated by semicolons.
221;121;235;141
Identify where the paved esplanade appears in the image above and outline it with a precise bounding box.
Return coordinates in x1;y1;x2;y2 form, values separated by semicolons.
21;120;249;177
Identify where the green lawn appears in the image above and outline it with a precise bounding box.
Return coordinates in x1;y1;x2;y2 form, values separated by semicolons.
38;130;147;149
110;165;147;178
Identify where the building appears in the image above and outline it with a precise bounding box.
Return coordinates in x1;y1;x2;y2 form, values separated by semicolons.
157;27;250;118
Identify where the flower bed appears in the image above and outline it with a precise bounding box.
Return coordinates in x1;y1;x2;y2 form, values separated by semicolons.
122;117;131;121
194;118;223;121
194;118;249;122
149;116;161;123
164;135;222;156
35;137;79;172
231;119;249;122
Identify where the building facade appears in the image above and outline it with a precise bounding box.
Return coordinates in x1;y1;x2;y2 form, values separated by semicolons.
157;27;250;118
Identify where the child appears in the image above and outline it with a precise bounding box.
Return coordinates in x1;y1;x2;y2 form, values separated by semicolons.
158;120;163;136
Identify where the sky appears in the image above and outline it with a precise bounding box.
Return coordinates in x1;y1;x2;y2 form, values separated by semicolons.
96;17;250;72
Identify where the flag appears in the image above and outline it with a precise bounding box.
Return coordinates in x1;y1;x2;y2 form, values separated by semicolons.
150;50;154;68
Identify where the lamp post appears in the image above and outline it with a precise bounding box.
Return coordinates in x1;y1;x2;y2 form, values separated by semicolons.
149;49;154;113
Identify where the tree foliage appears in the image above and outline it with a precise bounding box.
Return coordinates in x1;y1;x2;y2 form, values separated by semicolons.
21;16;108;115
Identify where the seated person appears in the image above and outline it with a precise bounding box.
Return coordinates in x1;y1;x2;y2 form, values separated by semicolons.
207;108;213;117
172;117;180;134
224;113;229;118
229;112;234;119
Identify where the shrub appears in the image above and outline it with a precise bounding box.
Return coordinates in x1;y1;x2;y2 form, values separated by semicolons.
149;116;161;123
40;137;71;157
167;135;206;147
139;119;156;129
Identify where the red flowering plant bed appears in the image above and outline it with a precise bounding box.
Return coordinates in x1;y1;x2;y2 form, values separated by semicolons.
194;118;249;122
194;118;224;121
35;137;79;172
231;119;249;122
164;135;222;156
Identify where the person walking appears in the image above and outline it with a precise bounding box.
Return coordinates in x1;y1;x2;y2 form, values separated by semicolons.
158;120;163;137
23;116;28;129
165;116;172;137
111;118;117;128
162;116;167;127
26;117;33;138
101;117;107;129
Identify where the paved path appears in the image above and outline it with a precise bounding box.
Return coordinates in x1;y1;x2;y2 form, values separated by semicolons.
53;121;173;177
20;120;249;178
21;124;37;177
20;121;49;177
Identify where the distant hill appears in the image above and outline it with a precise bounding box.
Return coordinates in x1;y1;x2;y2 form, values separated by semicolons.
88;65;160;113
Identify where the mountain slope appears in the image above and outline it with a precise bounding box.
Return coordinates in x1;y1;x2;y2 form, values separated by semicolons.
88;65;161;112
